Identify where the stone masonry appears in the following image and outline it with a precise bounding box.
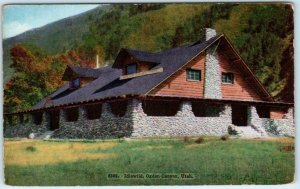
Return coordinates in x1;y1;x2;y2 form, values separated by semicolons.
203;28;222;99
247;106;295;137
4;99;295;138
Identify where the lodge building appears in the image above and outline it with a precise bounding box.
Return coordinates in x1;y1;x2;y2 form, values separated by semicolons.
4;28;294;138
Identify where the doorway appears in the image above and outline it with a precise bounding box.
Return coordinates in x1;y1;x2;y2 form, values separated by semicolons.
49;110;60;130
232;105;248;126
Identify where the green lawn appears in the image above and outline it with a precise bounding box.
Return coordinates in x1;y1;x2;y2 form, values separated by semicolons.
4;137;294;185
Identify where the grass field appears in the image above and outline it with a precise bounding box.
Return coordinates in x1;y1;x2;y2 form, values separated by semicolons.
4;137;295;186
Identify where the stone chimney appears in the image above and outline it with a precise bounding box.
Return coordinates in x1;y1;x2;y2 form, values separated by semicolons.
200;28;217;41
202;28;222;99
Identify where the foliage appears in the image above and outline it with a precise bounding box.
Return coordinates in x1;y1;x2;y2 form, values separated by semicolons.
3;4;294;113
4;138;295;185
195;136;204;144
4;43;103;113
231;5;293;95
220;135;230;141
265;120;281;136
228;126;238;135
25;146;37;152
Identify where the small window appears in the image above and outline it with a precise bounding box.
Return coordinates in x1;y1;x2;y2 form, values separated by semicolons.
187;69;201;81
126;64;137;75
222;72;234;84
70;78;80;89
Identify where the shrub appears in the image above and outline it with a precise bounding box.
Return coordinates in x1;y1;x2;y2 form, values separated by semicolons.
195;136;204;144
220;135;229;141
266;120;281;136
280;145;295;152
228;126;238;135
183;136;189;143
25;146;36;152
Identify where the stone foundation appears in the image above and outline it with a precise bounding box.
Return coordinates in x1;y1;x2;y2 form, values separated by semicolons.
4;99;295;139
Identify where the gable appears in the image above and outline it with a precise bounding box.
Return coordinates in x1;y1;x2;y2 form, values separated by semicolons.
219;53;262;100
149;53;205;97
148;35;272;101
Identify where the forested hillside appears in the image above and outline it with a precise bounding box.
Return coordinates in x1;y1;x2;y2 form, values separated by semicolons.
3;3;294;113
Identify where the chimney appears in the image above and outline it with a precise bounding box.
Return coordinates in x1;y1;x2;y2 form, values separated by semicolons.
200;28;217;42
202;28;222;99
96;54;100;69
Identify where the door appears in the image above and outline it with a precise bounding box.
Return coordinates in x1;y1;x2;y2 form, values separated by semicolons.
232;105;248;126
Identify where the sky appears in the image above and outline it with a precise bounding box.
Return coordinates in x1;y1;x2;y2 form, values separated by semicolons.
2;4;99;39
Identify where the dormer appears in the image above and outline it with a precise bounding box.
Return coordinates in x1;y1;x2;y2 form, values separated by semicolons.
69;78;81;89
113;48;163;80
62;65;99;88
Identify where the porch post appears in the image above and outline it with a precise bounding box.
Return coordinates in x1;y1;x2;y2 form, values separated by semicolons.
220;104;232;118
125;99;146;118
59;109;67;123
78;107;88;120
41;112;50;129
247;106;260;126
176;101;194;117
101;102;115;118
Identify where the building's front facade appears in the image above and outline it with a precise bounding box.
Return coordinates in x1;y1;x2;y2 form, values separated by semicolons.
4;29;294;139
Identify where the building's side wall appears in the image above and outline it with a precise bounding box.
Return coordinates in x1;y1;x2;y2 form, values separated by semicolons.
219;54;262;100
150;54;205;97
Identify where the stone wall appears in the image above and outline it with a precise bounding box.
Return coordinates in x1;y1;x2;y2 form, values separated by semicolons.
247;106;295;137
4;113;47;138
131;101;231;137
52;100;230;138
4;99;294;139
51;103;133;139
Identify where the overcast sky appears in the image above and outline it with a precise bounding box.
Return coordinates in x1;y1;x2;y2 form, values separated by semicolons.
2;4;99;39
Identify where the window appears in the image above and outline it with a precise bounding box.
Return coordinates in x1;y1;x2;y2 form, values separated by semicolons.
187;69;201;81
222;72;234;84
126;64;137;74
70;78;80;89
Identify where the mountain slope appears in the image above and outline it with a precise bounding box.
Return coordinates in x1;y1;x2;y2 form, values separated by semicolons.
3;5;109;81
3;3;294;104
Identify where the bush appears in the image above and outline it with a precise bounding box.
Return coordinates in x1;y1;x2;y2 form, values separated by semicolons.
220;135;229;141
280;145;295;152
183;136;189;143
266;120;281;136
195;136;204;144
25;146;36;152
228;126;238;135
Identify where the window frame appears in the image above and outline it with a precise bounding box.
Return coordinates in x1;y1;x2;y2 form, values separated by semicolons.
221;72;234;84
126;63;137;75
186;69;201;81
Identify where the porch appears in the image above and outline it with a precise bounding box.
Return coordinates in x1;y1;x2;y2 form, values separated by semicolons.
3;97;294;138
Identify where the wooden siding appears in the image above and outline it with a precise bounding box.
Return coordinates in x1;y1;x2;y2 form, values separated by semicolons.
270;108;287;119
150;54;205;97
219;54;262;100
